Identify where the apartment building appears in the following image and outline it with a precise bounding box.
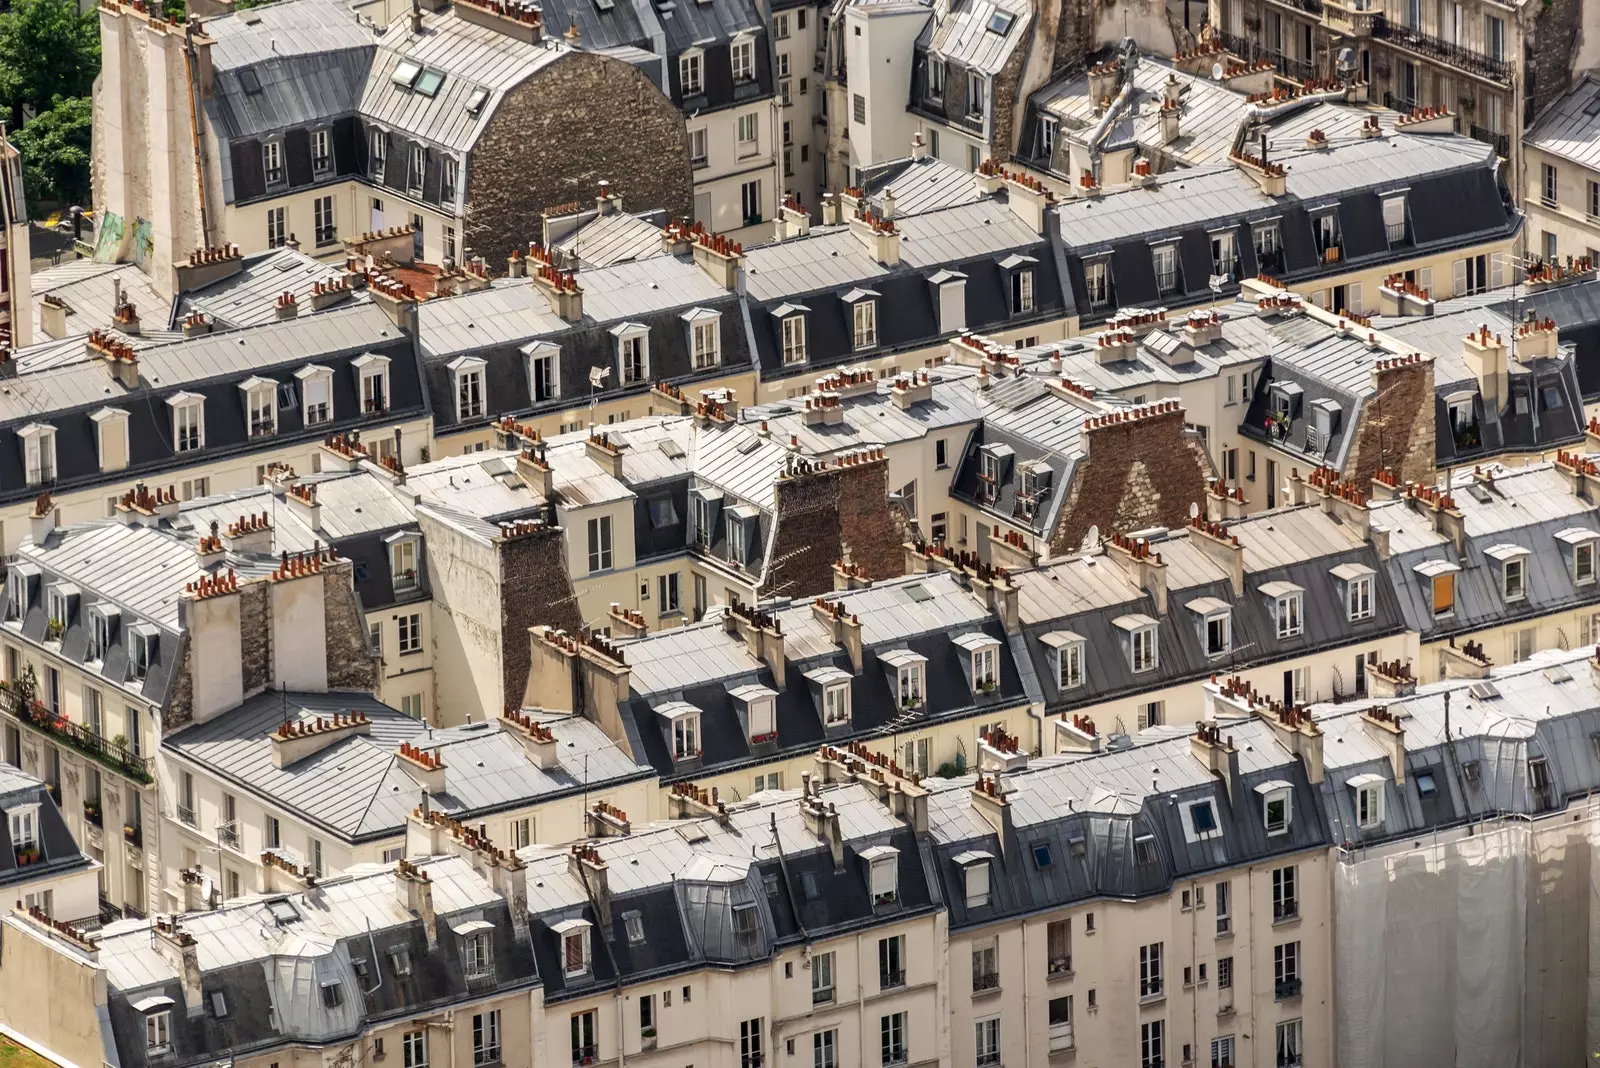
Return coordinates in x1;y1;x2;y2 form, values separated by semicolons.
526;567;1033;801
0;498;376;916
1525;75;1600;266
161;693;655;896
771;0;830;213
0;132;33;350
94;0;699;296
0;762;102;924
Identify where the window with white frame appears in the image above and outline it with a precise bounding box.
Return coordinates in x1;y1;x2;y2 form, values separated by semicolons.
672;711;699;760
1140;1020;1163;1068
611;324;648;385
1038;115;1058;159
1131;623;1157;673
1085;259;1110;308
297;365;333;425
312;128;333;174
391;537;419;592
587;516;613;573
973;643;996;687
145;1010;172;1053
525;342;559;402
867;848;899;905
463;931;492;979
314;195;336;246
1202;606;1230;657
1491;547;1528;601
1260;783;1293;836
169;394;205;452
355;355;390;413
974;1016;999;1066
1054;636;1084;689
89;606;117;661
853;299;877;349
442;157;458;204
408;144;426;194
895;662;924;706
9;804;37;850
1011;268;1034;314
966;70;984;117
680;51;703;94
398;613;422;654
1273;588;1304;638
560;922;592;977
19;424;55;484
1354;776;1384;829
737;111;758;149
881;1011;907;1065
928;56;946;98
1211;229;1237;278
242;378;276;437
682;309;720;368
782;311;807;364
263;140;283;185
369;128;387;179
1381;193;1408;244
1138;941;1163;997
472;1010;499;1066
961;855;991;908
1276;1019;1303;1067
689;127;708;166
732;38;755;82
824;682;850;725
451;357;486;420
403;1030;428;1068
1211;1035;1234;1068
1349;575;1372;619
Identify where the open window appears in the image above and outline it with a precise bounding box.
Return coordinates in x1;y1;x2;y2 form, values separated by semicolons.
1348;772;1385;830
1113;614;1159;673
655;701;702;762
1556;528;1599;586
609;322;650;385
1180;797;1223;843
1040;630;1085;690
1256;780;1293;836
1261;582;1304;639
954;632;1001;694
1484;544;1529;603
1331;562;1374;622
352;353;392;414
879;648;927;708
1000;254;1037;315
1186;597;1231;658
553;918;593;978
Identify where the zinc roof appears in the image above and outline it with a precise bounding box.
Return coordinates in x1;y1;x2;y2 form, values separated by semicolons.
1527;75;1600;170
919;0;1028;75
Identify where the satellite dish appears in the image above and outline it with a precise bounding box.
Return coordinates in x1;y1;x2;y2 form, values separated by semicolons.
1211;62;1225;81
1189;501;1200;519
588;366;611;388
1080;523;1101;553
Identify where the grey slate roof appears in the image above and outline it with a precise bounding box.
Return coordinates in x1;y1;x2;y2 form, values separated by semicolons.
172;248;373;331
1526;75;1600;170
917;0;1028;76
0;762;96;892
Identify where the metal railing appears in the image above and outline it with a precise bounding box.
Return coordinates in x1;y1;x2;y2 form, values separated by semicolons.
1276;977;1304;1000
973;971;1000;992
0;686;154;784
880;968;906;989
1273;899;1299;921
1469;124;1510;158
1370;15;1513;81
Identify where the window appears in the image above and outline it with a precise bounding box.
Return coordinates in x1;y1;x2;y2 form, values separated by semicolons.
1205;611;1230;657
732;38;755;82
404;1030;428;1068
782;313;807;364
442;157;458;203
392;539;419;592
618;331;647;385
1348;576;1373;620
1275;592;1303;637
263;140;283;185
1272;865;1298;920
1139;942;1163;998
1153;243;1178;294
245;380;276;437
452;363;483;420
1212;1035;1235;1068
852;92;867;124
528;347;557;402
463;932;492;979
472;1010;500;1066
369;128;388;179
658;573;681;613
672;712;699;760
1079;258;1111;309
145;1011;171;1053
680;52;703;94
896;662;924;706
1590;180;1600;220
971;643;997;688
974;1017;999;1066
398;613;422;654
1131;625;1157;673
689;127;708;166
853;299;877;349
1356;780;1384;828
312;128;332;174
878;934;904;986
562;924;592;977
638;991;655;1046
1038;114;1059;159
880;1012;907;1066
741;179;762;225
570;1010;597;1064
21;425;55;485
1210;229;1237;279
813;1029;837;1068
966;71;984;117
1543;163;1559;207
1503;557;1526;601
971;936;998;989
1255;220;1282;270
1047;918;1071;974
813;950;835;1003
1576;541;1597;586
171;396;205;452
693;319;720;368
1263;788;1292;835
313;195;336;246
1432;572;1455;616
1010;269;1034;314
266;206;287;249
737;111;759;149
1274;940;1300;995
823;683;850;725
1140;1020;1164;1068
739;1018;763;1068
9;805;36;851
1276;1019;1303;1067
775;12;789;36
1214;879;1232;935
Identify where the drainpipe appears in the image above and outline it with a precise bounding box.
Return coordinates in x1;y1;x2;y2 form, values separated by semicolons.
183;23;212;247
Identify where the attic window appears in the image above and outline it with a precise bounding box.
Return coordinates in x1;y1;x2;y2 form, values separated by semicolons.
658;702;702;761
623;911;645;943
239;68;261;94
732;903;759;943
880;648;927;708
954;632;1000;692
392;59;423;88
1113;614;1159;673
862;845;900;906
1256;780;1293;836
1485;544;1529;602
414;68;445;98
465;87;490;114
388;945;412;976
956;852;992;907
1041;631;1085;690
824;682;850;725
1183;800;1221;841
1348;773;1385;829
209;991;228;1018
320;981;344;1009
266;898;300;924
1556;528;1599;585
986;10;1014;33
1261;582;1304;639
1187;597;1231;658
555;918;593;977
1132;834;1158;866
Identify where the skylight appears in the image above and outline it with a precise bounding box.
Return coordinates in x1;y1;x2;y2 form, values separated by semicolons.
465;87;490;114
238;69;262;95
414;68;445;98
595;0;616;11
986;11;1015;33
392;59;422;89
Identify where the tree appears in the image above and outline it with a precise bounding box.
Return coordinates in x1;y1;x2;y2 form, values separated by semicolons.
0;0;99;123
10;95;92;209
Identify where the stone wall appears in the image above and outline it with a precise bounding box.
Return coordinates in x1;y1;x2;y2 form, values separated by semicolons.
239;582;270;695
991;22;1035;158
761;457;907;597
1049;406;1211;554
498;526;583;715
1528;0;1585;124
324;562;379;692
1342;357;1436;490
467;51;694;269
164;635;194;732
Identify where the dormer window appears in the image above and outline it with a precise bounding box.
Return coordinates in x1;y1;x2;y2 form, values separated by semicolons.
842;289;878;350
1114;614;1159;673
167;393;206;452
1381;192;1408;245
1181;799;1222;843
1348;773;1385;829
353;354;391;414
263;139;284;186
554;918;593;978
880;648;927;708
523;340;561;402
448;356;487;421
1152;243;1179;296
1257;780;1293;836
724;505;759;566
729;683;778;744
90;408;130;473
1041;631;1085;689
774;303;808;364
312;128;333;175
954;851;993;908
296;364;334;425
458;925;493;980
1261;582;1304;638
18;424;56;485
130;624;158;679
682;307;721;369
610;323;649;385
9;803;37;850
806;665;853;727
1485;544;1529;602
1312;211;1340;258
88;605;119;661
1187;597;1231;658
1331;562;1375;622
966;71;984;118
1000;254;1037;315
369;128;388;181
47;584;78;633
143;1007;172;1054
954;632;1000;693
1557;528;1599;586
680;50;704;96
238;376;277;438
657;701;702;760
388;534;420;593
1085;258;1111;309
1415;559;1458;617
731;36;755;83
861;844;900;906
4;566;35;619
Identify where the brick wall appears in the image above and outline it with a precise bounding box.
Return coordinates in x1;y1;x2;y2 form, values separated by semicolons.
498;527;583;714
1341;358;1436;489
324;562;378;693
761;458;907;597
1048;407;1211;554
467;52;694;269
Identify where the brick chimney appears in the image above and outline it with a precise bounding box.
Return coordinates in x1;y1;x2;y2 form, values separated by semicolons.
1189;722;1240;805
569;843;611;926
1360;705;1407;784
500;708;561;769
1105;531;1167;613
724;598;786;688
525;243;584;321
584;431;625;478
274;290;298;321
690;228;744;289
269;710;371;768
810;597;864;672
1054;712;1101;755
221;510;273;554
174;244;244;293
1184;516;1244;596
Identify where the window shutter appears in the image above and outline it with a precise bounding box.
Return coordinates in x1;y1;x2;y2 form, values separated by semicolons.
1419;267;1433;295
1346;283;1362;316
1490;253;1506;289
1452;258;1467;296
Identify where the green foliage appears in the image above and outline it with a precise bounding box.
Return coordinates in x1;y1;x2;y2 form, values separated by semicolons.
10;95;92;208
0;0;99;120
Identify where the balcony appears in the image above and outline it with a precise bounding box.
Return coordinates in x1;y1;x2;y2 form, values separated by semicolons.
1469;124;1510;159
571;1045;597;1067
1267;50;1318;84
1275;977;1303;1000
1;687;154;784
1322;0;1377;35
880;969;906;990
1370;15;1513;82
973;971;1000;994
178;804;198;828
218;825;240;851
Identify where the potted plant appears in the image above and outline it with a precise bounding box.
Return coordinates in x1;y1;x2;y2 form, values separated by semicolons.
111;733;129;752
977;678;998;694
14;845;39;865
13;665;37;716
1266;411;1290;439
44;619;64;641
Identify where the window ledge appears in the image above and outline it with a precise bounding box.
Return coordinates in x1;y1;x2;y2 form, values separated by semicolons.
1138;992;1166;1007
1272;913;1301;928
1046;968;1074;984
971;984;1002;1001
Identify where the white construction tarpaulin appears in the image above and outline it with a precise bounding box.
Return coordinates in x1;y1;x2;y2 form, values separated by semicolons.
1334;814;1600;1067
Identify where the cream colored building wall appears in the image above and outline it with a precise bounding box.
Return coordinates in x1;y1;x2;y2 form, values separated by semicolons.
10;860;102;924
0;916;109;1068
0;413;432;557
1419;601;1600;682
1293;234;1517;313
218;182;465;266
773;9;825;210
367;600;434;717
949;847;1332;1068
691;99;783;244
1523;144;1600;263
419;514;508;725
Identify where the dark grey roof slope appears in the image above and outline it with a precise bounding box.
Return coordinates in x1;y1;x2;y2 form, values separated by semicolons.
0;763;95;891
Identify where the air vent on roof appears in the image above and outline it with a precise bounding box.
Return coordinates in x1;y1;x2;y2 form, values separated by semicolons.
465;88;489;115
1468;681;1501;700
238;69;262;94
659;439;686;459
986;10;1015;33
1584;90;1600;117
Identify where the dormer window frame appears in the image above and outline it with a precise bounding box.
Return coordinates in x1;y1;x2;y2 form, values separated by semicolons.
999;254;1037;315
1257;780;1293;836
1331;562;1375;622
880;648;928;708
773;303;809;365
1187;597;1231;658
1349;772;1386;829
955;851;993;908
387;532;421;593
965;69;985;119
4;565;36;620
460;927;493;980
1556;528;1598;586
18;423;56;485
1084;256;1111;309
554;918;593;978
731;33;757;84
1260;582;1304;639
523;340;561;403
658;702;702;761
167;393;206;453
130;624;159;679
1041;631;1085;690
1380;190;1409;246
861;844;900;906
312;126;334;176
610;322;650;386
239;376;278;438
824;682;850;725
1152;242;1179;296
1180;797;1223;843
369;126;388;181
9;802;38;849
1415;559;1458;618
88;604;120;662
841;288;879;351
352;353;391;414
89;407;130;473
680;48;705;96
682;307;722;370
954;632;1001;692
263;138;285;187
447;355;488;421
296;364;334;425
1114;614;1159;674
46;584;77;631
1485;544;1529;603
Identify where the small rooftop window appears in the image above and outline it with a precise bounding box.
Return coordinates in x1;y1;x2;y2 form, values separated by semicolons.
465;87;489;114
1032;843;1052;869
623;910;645;943
392;59;422;89
266;898;300;924
414;68;445;98
986;10;1015;33
320;981;344;1009
238;69;261;95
